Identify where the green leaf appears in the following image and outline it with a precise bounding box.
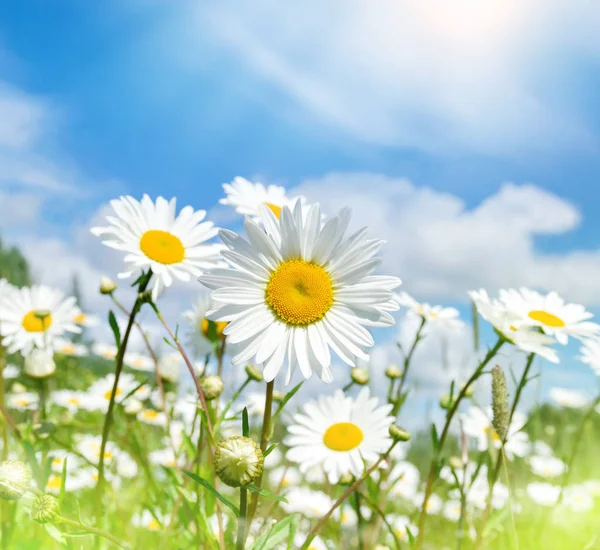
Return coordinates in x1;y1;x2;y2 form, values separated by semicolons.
249;514;299;550
59;457;68;506
407;525;416;547
44;524;67;544
183;471;240;516
246;483;288;503
242;407;250;437
263;444;277;458
272;382;303;422
108;310;121;348
430;423;440;452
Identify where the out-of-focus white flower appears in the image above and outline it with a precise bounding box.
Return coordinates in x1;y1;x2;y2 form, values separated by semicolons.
268;466;301;489
92;342;118;361
529;455;567;478
579;338;600;375
527;482;560;506
395;292;464;330
413;492;443;514
7;392;39;410
563;485;594;512
137;408;167;427
387;515;418;543
157;352;183;383
132;510;169;531
443;500;462;522
549;387;589;408
2;365;19;379
24;348;56;379
53;338;88;357
280;488;333;518
183;294;225;358
72;312;99;328
124;352;154;373
388;461;420;500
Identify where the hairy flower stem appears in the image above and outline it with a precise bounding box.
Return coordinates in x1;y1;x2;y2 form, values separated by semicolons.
236;487;248;550
245;380;274;536
392;317;426;417
474;353;535;550
58;515;131;549
95;271;152;546
300;441;398;550
415;337;504;550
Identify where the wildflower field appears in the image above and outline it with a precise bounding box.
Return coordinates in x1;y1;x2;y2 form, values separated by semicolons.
0;180;598;550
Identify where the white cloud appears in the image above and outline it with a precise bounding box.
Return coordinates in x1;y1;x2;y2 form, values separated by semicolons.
190;0;600;156
291;173;600;304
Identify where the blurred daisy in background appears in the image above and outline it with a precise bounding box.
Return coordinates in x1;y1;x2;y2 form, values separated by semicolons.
285;388;394;483
183;294;224;358
91;195;223;301
395;291;464;330
124;352;154;373
0;285;81;354
549;387;589;408
220;177;301;220
72;312;99;328
527;482;560;506
279;488;333;518
529;455;567;478
54;338;88;357
578;339;600;375
92;342;119;361
7;391;39;410
201;203;401;383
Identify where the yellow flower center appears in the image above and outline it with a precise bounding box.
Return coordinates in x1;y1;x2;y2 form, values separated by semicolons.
73;313;87;324
68;397;80;406
22;310;53;333
528;310;565;328
266;260;334;326
264;202;282;218
140;230;185;264
103;350;116;359
46;476;62;490
323;422;363;452
104;388;122;400
484;426;501;442
142;410;159;420
147;519;161;531
200;318;228;340
17;398;30;406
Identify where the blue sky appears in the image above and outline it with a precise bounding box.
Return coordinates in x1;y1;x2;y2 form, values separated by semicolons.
1;1;600;413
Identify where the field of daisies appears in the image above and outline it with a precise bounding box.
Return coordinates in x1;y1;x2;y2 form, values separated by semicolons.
0;177;599;550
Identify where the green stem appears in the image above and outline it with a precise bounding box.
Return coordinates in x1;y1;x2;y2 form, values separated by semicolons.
300;441;398;550
392;317;426;417
236;487;248;550
358;491;401;550
415;337;504;550
58;515;130;549
354;491;365;550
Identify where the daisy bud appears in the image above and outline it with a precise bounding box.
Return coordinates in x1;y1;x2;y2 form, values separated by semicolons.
99;276;117;295
0;460;32;500
448;456;464;470
462;382;475;398
350;368;369;386
214;436;264;488
491;365;509;441
31;494;60;524
439;394;456;410
199;375;224;400
339;472;354;485
123;398;143;415
389;424;410;442
24;348;56;379
11;382;27;394
245;365;263;382
272;391;285;402
385;364;403;379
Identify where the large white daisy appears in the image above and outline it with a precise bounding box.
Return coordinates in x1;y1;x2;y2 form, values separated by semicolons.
0;285;81;354
91;195;223;301
469;289;559;363
284;388;394;483
219;177;301;220
200;203;401;383
498;288;600;344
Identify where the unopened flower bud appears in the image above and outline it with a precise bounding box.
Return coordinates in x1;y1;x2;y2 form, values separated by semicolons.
350;368;369;386
0;460;32;500
389;424;411;442
462;382;475;398
31;494;60;524
214;436;264;487
11;382;27;394
385;365;403;379
245;365;263;382
200;375;224;400
24;348;56;379
439;394;456;410
99;276;117;295
491;365;509;441
272;391;285;402
339;472;354;485
448;456;464;470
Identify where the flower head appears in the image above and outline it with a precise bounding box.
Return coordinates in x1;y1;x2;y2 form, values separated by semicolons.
201;203;401;383
24;348;56;379
0;460;32;500
91;195;223;301
31;494;60;524
214;436;264;487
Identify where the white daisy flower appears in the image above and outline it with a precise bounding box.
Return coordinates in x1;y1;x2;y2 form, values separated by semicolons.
530;440;555;457
92;342;118;361
45;450;81;474
201;203;401;383
498;288;600;345
72;312;99;328
388;461;420;500
124;352;154;373
279;487;334;518
2;364;19;379
183;294;226;358
469;289;558;363
53;338;88;357
0;285;81;354
220;177;301;220
137;408;167;427
579;339;600;375
148;448;183;469
91;194;223;301
23;348;56;379
413;492;443;515
86;373;139;411
527;482;560;506
468;467;509;510
563;485;594;512
387;515;418;542
443;500;463;522
530;455;567;478
132;510;169;531
7;391;39;410
156;352;183;383
394;292;464;330
285;388;394;483
461;407;530;459
268;465;301;489
549;387;589;408
51;389;102;414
